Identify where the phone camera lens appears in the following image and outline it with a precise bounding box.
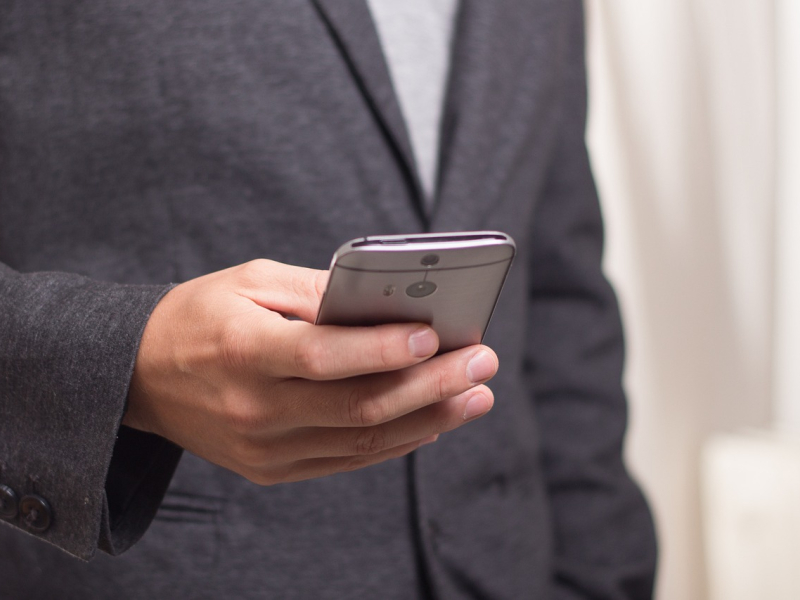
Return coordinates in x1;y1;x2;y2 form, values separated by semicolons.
406;281;437;298
420;254;439;266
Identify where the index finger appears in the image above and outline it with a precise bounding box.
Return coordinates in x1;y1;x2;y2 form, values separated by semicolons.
234;259;329;323
257;318;440;380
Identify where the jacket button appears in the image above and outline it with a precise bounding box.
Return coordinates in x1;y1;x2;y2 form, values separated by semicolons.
0;485;19;520
19;494;52;533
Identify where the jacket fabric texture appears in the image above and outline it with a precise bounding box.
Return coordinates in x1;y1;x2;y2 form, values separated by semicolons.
0;1;657;598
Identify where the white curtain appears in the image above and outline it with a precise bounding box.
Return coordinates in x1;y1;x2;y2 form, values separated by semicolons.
774;0;800;431
584;1;780;598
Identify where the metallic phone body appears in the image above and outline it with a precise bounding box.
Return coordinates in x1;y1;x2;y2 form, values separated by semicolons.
315;232;516;353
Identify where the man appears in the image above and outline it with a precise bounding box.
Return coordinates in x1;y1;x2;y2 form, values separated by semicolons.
0;1;657;598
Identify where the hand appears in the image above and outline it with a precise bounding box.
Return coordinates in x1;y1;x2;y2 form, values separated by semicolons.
125;259;498;485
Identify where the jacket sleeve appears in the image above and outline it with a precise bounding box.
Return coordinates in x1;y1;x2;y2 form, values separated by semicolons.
524;4;658;598
0;264;183;560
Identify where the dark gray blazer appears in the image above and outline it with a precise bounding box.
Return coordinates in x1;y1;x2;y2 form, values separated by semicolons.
0;1;657;598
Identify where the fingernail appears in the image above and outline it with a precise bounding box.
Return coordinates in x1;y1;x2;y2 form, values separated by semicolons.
408;327;438;357
419;434;439;446
466;350;497;384
463;393;492;421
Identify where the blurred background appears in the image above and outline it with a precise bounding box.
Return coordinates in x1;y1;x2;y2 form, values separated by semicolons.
584;1;800;598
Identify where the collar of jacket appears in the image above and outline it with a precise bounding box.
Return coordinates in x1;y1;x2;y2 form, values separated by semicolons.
311;0;563;233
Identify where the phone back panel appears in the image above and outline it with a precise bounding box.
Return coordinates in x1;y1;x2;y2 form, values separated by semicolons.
316;237;515;353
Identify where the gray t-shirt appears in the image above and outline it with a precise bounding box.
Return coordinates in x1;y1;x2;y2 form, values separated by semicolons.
366;0;459;203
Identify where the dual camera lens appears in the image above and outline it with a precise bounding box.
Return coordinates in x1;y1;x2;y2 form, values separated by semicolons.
405;254;439;297
381;254;441;298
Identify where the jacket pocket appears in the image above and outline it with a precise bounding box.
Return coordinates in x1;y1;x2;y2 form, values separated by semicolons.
149;490;225;567
155;490;225;524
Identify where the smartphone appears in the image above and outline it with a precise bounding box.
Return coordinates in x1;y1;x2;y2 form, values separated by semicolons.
315;231;516;353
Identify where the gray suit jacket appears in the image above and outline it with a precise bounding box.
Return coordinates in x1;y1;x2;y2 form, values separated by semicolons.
0;1;657;598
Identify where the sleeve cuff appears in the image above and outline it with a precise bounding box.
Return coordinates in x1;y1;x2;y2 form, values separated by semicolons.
99;426;183;556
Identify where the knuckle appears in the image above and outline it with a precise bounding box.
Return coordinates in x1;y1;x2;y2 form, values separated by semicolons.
230;438;264;470
252;460;299;486
346;387;387;427
429;368;452;402
293;335;329;378
224;398;263;436
313;270;329;300
243;469;279;487
376;337;394;370
340;455;370;473
434;403;457;432
354;426;389;456
237;259;272;285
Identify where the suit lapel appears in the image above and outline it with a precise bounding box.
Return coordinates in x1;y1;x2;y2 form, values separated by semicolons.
312;0;562;233
432;0;562;232
311;0;427;226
